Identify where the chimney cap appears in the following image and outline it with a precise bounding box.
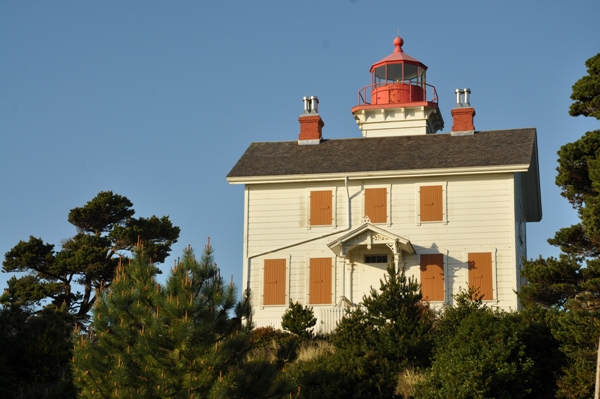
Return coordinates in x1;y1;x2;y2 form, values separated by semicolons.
451;89;475;136
454;88;472;108
302;96;319;115
298;96;324;145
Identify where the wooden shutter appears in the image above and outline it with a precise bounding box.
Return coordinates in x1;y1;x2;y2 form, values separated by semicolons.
365;188;387;223
420;185;443;222
468;253;493;300
264;259;286;305
310;190;332;226
420;254;444;301
309;258;332;304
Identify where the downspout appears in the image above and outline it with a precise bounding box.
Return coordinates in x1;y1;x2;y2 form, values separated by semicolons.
342;176;350;304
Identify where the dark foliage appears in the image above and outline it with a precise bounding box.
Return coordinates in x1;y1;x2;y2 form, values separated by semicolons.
0;304;76;399
418;291;562;399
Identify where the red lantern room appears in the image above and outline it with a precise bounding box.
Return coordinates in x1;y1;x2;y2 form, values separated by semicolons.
352;35;444;137
370;36;427;104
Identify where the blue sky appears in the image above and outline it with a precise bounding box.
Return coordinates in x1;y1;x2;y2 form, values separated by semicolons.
1;1;599;294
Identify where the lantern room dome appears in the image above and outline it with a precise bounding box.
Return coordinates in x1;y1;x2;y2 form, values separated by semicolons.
370;35;427;83
351;35;444;137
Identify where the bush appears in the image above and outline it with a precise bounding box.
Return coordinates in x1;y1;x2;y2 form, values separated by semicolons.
281;301;316;338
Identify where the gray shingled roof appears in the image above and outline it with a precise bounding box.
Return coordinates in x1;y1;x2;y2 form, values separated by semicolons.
227;129;536;178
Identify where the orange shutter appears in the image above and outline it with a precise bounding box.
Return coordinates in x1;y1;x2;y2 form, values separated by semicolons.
468;253;493;300
309;258;332;304
264;259;286;305
420;254;444;301
420;186;443;222
365;188;387;223
310;190;332;226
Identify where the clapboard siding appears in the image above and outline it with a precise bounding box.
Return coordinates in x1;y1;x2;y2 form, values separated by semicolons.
245;172;522;322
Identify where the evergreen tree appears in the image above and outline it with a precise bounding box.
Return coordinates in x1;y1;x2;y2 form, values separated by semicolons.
326;267;435;398
2;191;180;324
569;53;600;119
73;242;283;398
281;301;316;338
520;52;600;398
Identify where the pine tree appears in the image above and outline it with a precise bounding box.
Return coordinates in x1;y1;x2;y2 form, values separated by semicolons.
73;241;260;398
328;267;435;398
73;246;159;397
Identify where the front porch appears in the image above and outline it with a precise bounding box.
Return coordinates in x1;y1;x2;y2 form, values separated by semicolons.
254;223;416;335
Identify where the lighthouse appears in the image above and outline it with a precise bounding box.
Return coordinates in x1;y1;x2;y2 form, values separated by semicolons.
351;36;444;137
227;34;542;331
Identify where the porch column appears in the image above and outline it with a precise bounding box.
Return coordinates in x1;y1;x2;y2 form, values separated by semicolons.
345;258;354;305
393;253;401;274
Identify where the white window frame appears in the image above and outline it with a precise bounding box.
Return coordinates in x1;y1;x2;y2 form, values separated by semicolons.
362;183;392;226
415;181;448;226
306;187;337;230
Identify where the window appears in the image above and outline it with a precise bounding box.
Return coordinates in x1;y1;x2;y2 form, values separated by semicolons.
310;190;332;226
420;185;443;222
420;254;444;301
468;252;493;300
364;188;387;223
264;259;286;305
309;258;332;304
365;255;388;263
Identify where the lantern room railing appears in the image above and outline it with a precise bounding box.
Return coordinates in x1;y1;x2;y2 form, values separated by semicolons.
356;82;439;107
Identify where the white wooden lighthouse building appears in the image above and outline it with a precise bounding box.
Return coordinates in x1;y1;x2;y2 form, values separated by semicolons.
227;36;541;333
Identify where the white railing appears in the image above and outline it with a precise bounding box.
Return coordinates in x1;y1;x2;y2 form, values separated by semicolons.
314;307;347;334
251;305;359;335
253;318;282;330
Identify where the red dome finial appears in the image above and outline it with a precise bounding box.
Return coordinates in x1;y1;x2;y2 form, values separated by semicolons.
393;36;404;53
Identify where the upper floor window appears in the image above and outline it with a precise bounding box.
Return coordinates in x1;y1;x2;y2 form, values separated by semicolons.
310;190;332;226
419;185;444;222
364;188;387;224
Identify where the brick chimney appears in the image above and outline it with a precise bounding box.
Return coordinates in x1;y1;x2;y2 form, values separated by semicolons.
451;88;475;136
298;96;324;145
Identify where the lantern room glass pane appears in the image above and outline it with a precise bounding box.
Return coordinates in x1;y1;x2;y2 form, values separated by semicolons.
404;64;418;81
374;66;386;81
387;64;403;82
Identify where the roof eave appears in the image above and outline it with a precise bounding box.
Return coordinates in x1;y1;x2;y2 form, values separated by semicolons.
523;133;542;222
226;164;532;185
